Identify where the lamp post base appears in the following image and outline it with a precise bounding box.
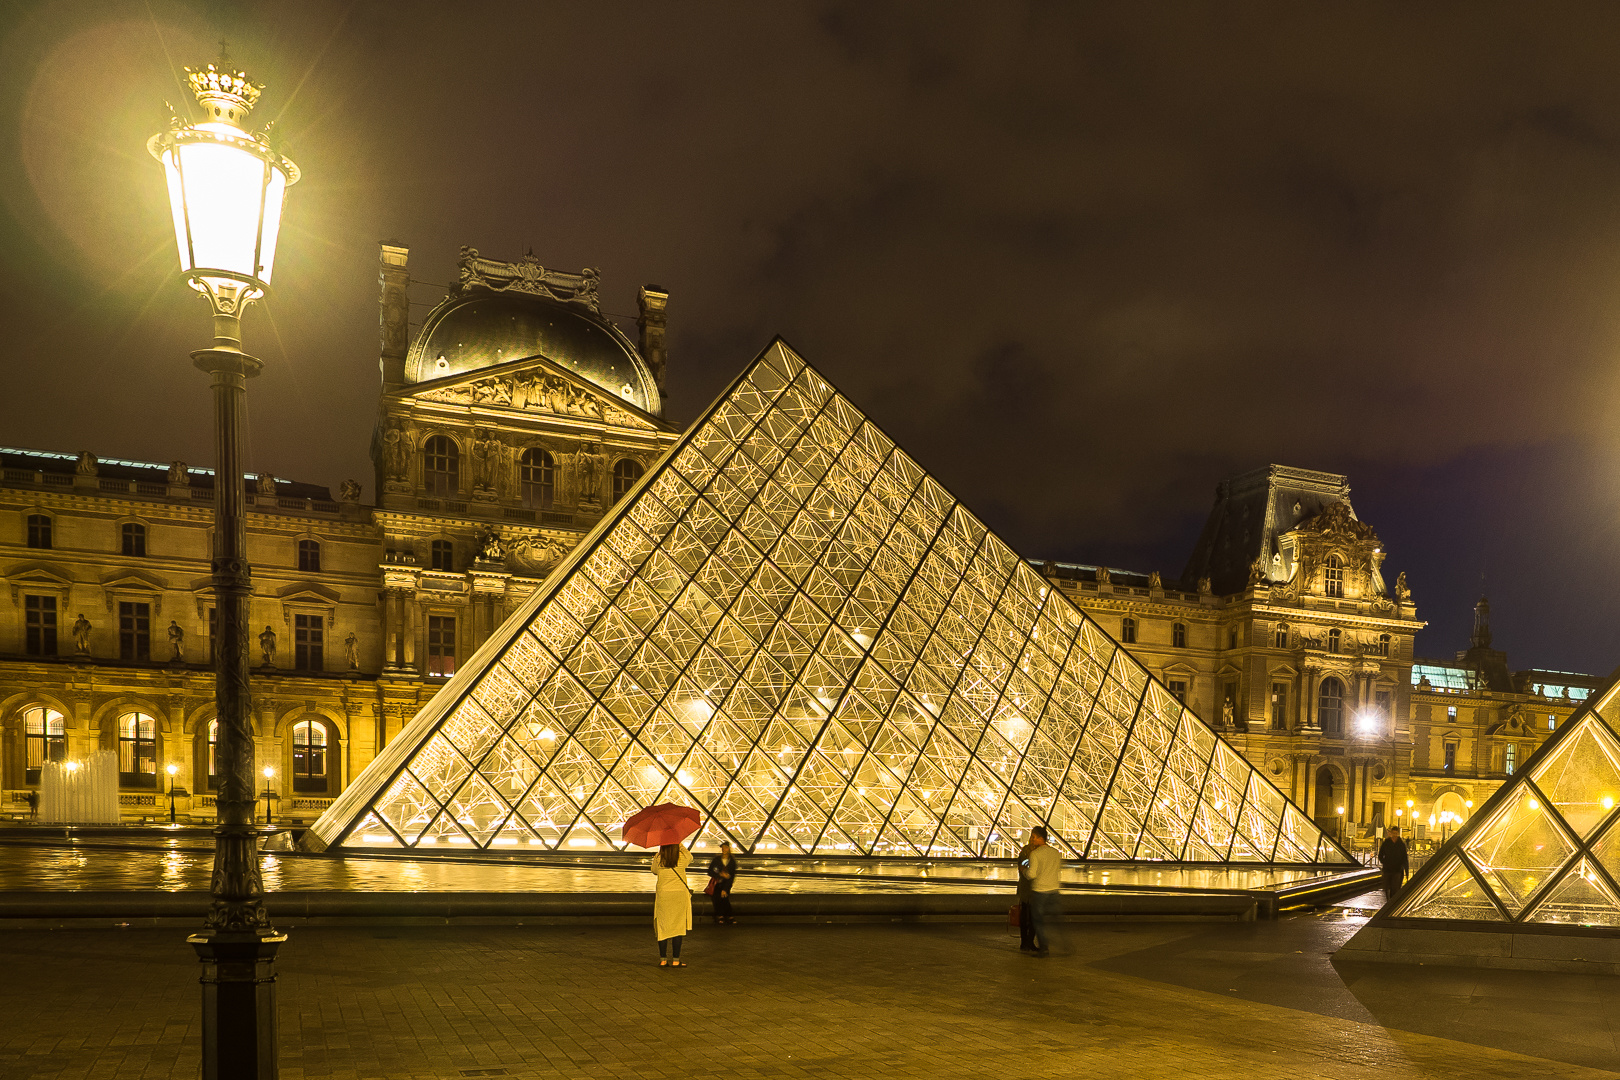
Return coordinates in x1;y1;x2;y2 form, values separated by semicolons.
187;930;287;1080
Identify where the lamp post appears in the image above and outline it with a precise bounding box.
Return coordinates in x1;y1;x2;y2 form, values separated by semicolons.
166;763;179;823
149;56;297;1080
260;766;278;826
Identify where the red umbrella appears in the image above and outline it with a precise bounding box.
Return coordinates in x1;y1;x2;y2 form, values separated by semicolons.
622;803;702;848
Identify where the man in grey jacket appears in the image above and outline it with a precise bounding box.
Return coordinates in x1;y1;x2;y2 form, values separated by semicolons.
1024;826;1063;957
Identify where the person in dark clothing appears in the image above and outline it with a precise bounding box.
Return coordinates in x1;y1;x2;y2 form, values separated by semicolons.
1015;839;1036;951
1378;826;1409;905
707;841;739;924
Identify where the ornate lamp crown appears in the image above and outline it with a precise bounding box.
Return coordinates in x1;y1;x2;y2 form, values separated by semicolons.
185;63;263;127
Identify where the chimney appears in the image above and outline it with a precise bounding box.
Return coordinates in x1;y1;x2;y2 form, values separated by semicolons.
379;241;410;391
1471;595;1492;650
636;284;669;406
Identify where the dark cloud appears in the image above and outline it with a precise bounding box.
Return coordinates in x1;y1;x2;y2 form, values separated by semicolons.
2;0;1619;671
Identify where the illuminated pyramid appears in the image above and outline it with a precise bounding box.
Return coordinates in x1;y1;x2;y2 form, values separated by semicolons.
1386;676;1620;926
308;342;1353;864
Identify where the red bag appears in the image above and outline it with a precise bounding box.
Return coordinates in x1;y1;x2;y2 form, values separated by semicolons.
1007;903;1021;926
704;879;717;895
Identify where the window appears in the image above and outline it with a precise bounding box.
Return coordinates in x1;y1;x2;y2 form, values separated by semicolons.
520;449;555;509
427;615;456;676
1271;683;1289;729
121;522;146;557
1549;714;1557;731
206;719;219;790
423;436;459;496
1505;744;1516;775
298;539;321;572
1171;623;1186;648
119;602;150;661
1327;627;1341;653
1447;705;1457;721
1121;617;1137;644
118;712;157;788
1228;627;1238;650
1318;676;1345;734
430;539;454;572
292;719;330;793
1324;555;1344;598
1444;742;1457;774
1167;680;1187;704
1274;624;1289;649
1375;690;1392;727
24;706;66;783
27;514;51;549
294;613;324;671
25;595;57;656
1376;633;1391;658
612;459;645;503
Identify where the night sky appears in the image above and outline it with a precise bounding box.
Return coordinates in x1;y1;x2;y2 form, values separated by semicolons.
3;2;1618;675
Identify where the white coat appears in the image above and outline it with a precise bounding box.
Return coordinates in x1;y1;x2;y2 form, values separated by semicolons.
650;846;693;940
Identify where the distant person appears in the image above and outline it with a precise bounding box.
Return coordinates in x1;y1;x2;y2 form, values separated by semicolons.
26;789;39;821
707;841;739;924
1378;826;1409;906
651;842;693;967
1025;826;1063;957
1015;835;1036;951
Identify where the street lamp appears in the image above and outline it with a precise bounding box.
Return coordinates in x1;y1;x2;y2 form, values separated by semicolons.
149;55;297;1080
166;763;179;823
260;766;278;826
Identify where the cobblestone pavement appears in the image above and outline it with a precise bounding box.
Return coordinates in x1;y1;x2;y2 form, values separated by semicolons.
3;918;1616;1080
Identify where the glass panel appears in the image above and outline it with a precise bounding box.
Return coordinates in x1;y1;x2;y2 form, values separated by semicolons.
1394;852;1504;921
1527;716;1620;840
1524;858;1620;928
1463;786;1578;914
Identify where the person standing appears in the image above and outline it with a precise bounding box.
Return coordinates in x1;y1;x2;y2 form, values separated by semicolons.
1025;826;1063;957
707;841;739;924
1378;826;1410;906
26;789;39;821
651;842;693;966
1015;836;1036;951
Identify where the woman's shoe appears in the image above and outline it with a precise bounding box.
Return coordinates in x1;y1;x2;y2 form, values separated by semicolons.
659;959;669;966
669;960;687;967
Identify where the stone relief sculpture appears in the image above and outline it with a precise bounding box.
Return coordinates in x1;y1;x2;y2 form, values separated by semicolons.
72;614;91;654
478;527;507;563
168;461;189;485
167;621;184;662
454;246;603;311
339;479;362;503
344;632;359;670
416;372;649;427
380;279;409;357
256;473;277;496
259;626;277;668
506;535;570;576
75;451;97;476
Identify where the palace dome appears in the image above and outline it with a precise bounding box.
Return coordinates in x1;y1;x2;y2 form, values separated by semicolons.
406;289;660;415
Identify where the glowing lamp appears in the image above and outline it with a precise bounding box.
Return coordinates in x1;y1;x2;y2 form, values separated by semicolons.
166;763;179;776
148;63;299;302
262;766;274;779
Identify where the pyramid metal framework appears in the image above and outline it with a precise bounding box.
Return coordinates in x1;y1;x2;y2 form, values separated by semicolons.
308;342;1354;864
1388;674;1620;927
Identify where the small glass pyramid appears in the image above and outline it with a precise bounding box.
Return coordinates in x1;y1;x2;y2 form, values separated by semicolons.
1391;680;1620;925
309;342;1354;864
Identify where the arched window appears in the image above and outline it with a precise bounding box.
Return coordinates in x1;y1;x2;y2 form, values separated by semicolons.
206;719;219;791
1324;555;1344;598
121;522;146;556
1327;627;1341;653
1377;633;1391;657
520;449;555;509
24;706;66;784
423;436;459;497
118;712;157;788
292;719;334;793
1121;617;1137;644
298;539;321;572
1318;677;1344;734
1274;623;1289;649
27;514;51;549
1171;622;1186;648
430;539;454;572
612;459;644;502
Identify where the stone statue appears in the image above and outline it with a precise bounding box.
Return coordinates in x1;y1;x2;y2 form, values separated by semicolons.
1197;576;1212;595
256;473;277;496
259;625;277;667
380;282;409;356
344;631;359;670
1148;570;1162;590
72;614;91;654
1395;571;1412;603
167;461;188;485
479;527;506;562
1248;556;1265;586
474;429;501;491
75;451;97;476
339;479;362;503
166;620;184;662
576;443;606;505
384;427;409;479
1095;565;1111;586
1222;699;1235;729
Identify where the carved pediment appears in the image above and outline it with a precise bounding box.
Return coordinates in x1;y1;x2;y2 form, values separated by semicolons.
8;564;73;588
1297;501;1378;544
100;570;166;594
276;581;341;604
405;355;662;431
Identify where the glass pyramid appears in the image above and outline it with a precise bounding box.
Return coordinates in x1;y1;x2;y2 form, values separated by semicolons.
1391;676;1620;927
309;341;1354;865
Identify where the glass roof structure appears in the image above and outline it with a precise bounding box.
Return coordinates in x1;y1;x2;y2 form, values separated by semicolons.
308;342;1353;865
1390;675;1620;926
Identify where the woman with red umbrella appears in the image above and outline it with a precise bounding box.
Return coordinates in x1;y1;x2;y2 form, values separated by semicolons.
624;803;700;967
